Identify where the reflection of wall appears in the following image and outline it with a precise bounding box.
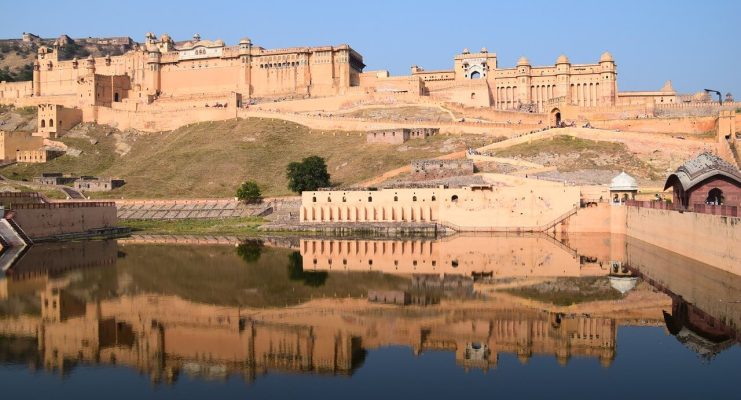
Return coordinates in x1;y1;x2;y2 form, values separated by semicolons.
5;239;118;280
300;235;610;277
625;236;741;333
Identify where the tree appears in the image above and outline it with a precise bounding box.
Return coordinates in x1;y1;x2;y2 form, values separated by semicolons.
236;180;262;203
286;155;330;193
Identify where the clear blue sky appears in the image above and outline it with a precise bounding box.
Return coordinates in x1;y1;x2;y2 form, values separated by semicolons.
3;0;739;96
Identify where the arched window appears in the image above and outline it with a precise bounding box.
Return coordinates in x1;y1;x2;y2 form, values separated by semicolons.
114;92;120;102
312;196;317;202
327;197;332;202
412;196;417;202
394;196;398;202
41;119;45;128
431;196;436;201
706;188;724;205
470;71;481;79
451;195;459;202
368;196;373;202
49;119;53;127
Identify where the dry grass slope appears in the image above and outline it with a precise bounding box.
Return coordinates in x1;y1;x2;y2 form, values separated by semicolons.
1;117;485;198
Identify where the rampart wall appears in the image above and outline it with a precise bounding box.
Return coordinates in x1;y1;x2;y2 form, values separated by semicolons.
0;81;33;103
12;202;118;239
625;206;740;275
590;116;717;135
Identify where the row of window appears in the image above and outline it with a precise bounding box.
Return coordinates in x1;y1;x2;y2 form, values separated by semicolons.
312;195;460;203
259;61;305;69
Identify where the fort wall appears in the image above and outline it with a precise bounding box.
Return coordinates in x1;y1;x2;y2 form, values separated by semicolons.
0;81;33;103
411;159;474;180
625;206;740;275
12;202;118;239
590;116;717;135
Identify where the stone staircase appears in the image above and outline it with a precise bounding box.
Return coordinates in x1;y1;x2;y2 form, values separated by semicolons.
0;217;31;272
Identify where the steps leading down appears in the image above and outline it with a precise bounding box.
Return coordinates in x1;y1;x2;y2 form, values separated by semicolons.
0;218;31;272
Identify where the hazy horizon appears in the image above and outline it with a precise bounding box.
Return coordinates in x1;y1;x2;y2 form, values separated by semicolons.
3;0;739;96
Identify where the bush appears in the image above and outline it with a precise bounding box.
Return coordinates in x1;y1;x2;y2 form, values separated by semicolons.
286;155;330;193
236;180;262;203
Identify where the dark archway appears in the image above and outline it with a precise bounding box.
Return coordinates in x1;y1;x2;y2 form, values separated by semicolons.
470;71;481;79
48;118;53;127
706;188;724;205
550;108;562;127
114;92;120;102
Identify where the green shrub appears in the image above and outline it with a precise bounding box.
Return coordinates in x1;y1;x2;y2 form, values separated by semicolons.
236;180;262;203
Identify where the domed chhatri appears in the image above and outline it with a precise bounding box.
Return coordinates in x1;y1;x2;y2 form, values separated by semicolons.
600;51;614;62
610;172;638;204
610;171;638;191
609;276;638;294
556;54;570;64
516;56;530;66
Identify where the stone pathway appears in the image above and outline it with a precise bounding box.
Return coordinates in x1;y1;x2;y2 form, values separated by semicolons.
116;199;273;220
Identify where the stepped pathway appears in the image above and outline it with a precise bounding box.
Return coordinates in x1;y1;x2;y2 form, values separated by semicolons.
116;199;274;220
0;218;30;272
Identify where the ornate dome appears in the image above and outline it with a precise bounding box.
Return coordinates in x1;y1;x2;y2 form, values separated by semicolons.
556;54;570;64
516;56;530;66
480;47;488;53
160;33;172;43
600;51;614;62
462;48;470;54
214;39;225;46
610;172;638;191
240;37;252;44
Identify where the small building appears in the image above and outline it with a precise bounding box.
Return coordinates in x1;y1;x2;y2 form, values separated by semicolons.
0;131;44;161
37;104;83;138
73;177;125;192
33;173;77;186
16;148;64;163
609;171;638;204
411;159;474;181
366;128;439;144
664;152;741;209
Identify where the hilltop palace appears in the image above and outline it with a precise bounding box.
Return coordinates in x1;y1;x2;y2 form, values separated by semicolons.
3;31;732;134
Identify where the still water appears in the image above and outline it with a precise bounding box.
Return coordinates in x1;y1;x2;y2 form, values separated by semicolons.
0;234;739;399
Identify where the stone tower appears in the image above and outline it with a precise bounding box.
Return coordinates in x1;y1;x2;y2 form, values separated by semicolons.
599;51;617;105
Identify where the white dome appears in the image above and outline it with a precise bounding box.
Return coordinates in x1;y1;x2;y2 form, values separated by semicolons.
610;171;638;191
609;276;637;294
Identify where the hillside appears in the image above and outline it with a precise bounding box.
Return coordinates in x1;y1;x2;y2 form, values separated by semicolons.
0;37;131;81
492;135;666;181
0;117;486;198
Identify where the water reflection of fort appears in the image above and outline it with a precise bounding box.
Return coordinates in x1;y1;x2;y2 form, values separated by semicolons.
0;234;738;383
1;287;619;382
300;234;626;278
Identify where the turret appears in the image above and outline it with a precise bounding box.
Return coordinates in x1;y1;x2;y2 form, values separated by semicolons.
146;48;161;96
599;51;617;105
238;38;253;96
85;55;95;74
516;57;531;105
555;54;571;101
32;59;41;96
